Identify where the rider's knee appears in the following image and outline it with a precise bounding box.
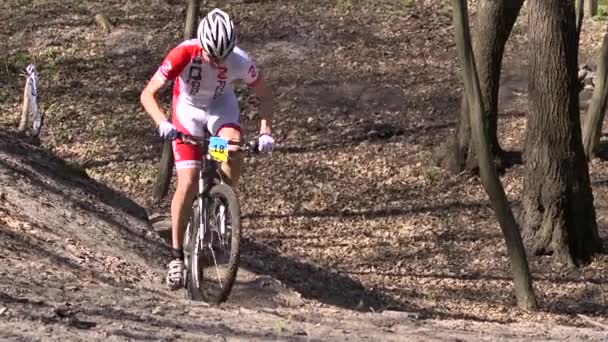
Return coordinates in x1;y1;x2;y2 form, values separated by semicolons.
229;150;243;166
221;152;242;186
176;168;198;192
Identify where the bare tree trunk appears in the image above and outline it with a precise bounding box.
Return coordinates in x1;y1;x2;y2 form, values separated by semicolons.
577;0;585;45
439;0;524;174
153;0;201;203
523;0;601;267
184;0;200;39
582;27;608;159
586;0;598;17
451;0;538;310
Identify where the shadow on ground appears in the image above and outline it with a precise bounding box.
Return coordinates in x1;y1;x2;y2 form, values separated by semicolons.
240;237;417;313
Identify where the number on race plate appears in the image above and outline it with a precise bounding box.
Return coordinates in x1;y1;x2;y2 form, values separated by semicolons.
209;137;229;162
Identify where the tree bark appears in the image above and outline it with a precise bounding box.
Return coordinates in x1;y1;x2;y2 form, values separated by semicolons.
523;0;601;267
184;0;200;40
586;0;598;17
451;0;538;310
577;0;585;45
153;0;201;203
440;0;524;174
582;26;608;159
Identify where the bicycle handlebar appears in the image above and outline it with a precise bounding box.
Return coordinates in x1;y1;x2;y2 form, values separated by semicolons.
173;132;260;153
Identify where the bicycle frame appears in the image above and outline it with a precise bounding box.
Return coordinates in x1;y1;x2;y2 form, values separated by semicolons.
192;130;218;289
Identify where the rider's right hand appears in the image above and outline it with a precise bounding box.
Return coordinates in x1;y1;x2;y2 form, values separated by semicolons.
159;120;178;140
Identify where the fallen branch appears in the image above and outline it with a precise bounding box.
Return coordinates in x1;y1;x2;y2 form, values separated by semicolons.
94;13;113;33
578;314;608;330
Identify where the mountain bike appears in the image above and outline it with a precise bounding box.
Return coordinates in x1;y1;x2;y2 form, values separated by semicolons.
173;131;258;304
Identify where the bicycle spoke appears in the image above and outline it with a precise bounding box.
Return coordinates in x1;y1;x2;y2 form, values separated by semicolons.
207;242;224;289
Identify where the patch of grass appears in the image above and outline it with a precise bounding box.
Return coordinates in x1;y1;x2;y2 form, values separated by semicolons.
594;0;608;20
43;55;111;78
6;51;31;70
273;320;287;335
402;0;413;7
386;0;418;15
411;150;444;184
336;0;354;10
424;167;442;184
38;46;62;61
335;0;416;14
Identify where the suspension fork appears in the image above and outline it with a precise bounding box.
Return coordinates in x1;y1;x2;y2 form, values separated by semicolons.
197;167;206;247
198;157;216;247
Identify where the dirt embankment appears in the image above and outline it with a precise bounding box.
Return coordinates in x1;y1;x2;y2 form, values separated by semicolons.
2;0;608;340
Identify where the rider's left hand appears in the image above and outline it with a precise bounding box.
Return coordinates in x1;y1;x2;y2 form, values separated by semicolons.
258;134;274;153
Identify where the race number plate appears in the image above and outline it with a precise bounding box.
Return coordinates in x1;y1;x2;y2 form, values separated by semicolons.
209;137;229;162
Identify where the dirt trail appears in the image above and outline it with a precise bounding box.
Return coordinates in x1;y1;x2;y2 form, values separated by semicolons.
0;130;604;340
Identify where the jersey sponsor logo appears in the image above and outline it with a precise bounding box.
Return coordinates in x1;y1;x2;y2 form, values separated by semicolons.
188;57;203;95
160;60;172;76
213;66;228;99
248;65;258;79
218;66;228;80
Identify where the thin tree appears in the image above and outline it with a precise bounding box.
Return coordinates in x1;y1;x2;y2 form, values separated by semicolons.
451;0;537;310
522;0;601;267
152;0;201;202
438;0;524;174
582;25;608;159
577;0;585;44
586;0;598;17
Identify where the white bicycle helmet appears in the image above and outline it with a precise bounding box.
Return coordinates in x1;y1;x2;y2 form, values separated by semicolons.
197;8;237;60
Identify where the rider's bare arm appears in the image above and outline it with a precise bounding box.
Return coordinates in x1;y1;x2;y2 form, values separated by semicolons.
140;73;169;126
252;75;273;135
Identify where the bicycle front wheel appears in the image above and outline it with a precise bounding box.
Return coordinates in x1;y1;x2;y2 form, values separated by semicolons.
184;198;204;301
201;183;241;304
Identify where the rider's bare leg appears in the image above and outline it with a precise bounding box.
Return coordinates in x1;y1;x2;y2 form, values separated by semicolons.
217;126;242;186
171;167;198;250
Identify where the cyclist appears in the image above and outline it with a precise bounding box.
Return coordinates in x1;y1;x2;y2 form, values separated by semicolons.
140;8;275;289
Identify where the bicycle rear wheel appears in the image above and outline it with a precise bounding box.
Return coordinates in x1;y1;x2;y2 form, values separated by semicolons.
200;183;241;304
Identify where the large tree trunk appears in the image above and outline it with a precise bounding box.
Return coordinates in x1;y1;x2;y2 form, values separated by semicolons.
523;0;601;267
451;0;537;310
439;0;524;174
152;0;201;203
582;28;608;159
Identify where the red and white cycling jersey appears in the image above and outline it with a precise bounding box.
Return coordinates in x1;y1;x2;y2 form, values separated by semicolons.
156;39;260;108
155;39;260;169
